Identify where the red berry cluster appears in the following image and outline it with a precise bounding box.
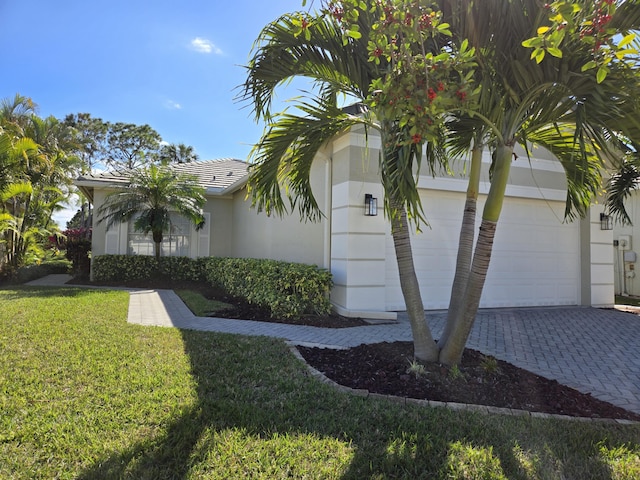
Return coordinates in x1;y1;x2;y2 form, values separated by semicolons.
418;13;432;30
328;3;344;22
578;0;614;50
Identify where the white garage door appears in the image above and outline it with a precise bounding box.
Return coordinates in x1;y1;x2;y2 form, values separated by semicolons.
385;190;580;310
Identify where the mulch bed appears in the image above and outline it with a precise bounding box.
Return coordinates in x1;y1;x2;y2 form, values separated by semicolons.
297;341;640;421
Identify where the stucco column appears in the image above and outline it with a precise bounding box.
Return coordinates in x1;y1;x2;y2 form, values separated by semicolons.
329;130;396;320
580;207;614;307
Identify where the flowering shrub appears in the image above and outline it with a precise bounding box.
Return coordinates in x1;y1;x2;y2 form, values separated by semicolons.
323;0;477;146
53;228;92;278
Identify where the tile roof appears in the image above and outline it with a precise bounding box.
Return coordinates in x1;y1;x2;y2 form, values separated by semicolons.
77;158;249;192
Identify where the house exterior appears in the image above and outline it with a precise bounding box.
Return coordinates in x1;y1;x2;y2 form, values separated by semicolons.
613;190;640;297
76;127;614;319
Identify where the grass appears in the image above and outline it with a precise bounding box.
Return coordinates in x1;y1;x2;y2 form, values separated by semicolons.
175;289;234;316
615;294;640;307
1;286;639;479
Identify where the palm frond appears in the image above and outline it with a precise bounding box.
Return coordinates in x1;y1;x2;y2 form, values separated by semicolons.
238;11;374;121
248;96;372;222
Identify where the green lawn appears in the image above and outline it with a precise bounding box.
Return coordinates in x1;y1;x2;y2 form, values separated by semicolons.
616;295;640;307
1;287;639;479
175;289;235;316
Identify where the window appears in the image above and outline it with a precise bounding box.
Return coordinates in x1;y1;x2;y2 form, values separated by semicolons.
127;212;192;257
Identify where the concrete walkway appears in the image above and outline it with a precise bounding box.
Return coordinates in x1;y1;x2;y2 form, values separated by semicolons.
25;274;640;415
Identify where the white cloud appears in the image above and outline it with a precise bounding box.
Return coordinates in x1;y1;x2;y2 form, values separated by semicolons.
165;100;182;110
190;37;222;55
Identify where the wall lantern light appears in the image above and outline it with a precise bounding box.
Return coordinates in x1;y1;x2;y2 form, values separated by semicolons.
364;194;378;216
600;212;613;231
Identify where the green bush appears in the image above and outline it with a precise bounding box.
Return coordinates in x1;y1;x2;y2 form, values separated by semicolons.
92;255;332;319
203;257;332;319
92;255;207;282
1;259;72;285
93;255;158;282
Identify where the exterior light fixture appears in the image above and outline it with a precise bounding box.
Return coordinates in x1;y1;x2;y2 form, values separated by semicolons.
364;194;378;216
600;212;613;231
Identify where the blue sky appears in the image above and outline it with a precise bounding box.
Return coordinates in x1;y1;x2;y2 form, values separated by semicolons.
0;0;314;225
1;0;311;160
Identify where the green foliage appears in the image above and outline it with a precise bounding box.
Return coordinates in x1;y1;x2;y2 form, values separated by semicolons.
92;255;206;283
522;0;638;83
93;254;158;281
0;259;71;285
105;122;162;170
480;355;500;375
93;255;332;318
203;257;332;319
0;96;80;273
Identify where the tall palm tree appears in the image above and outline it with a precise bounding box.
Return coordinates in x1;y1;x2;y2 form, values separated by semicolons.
436;0;640;364
97;164;206;261
242;0;640;366
240;7;446;361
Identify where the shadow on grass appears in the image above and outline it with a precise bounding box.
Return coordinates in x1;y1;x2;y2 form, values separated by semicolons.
71;319;639;479
0;286;125;305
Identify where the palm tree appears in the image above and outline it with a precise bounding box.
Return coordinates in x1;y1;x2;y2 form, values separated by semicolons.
242;1;640;366
436;0;640;364
240;7;448;361
97;164;206;261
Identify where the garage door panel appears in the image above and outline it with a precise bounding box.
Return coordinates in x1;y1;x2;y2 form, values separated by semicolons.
386;191;579;310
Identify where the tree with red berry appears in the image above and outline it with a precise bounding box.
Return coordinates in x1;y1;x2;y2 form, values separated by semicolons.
242;0;640;366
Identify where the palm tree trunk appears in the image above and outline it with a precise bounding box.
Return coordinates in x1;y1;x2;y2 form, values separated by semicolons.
439;143;483;348
390;198;439;363
439;143;513;365
154;241;161;261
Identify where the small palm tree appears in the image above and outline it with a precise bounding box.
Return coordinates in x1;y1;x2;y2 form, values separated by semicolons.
97;164;206;261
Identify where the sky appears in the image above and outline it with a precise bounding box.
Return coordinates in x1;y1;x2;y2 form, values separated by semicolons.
0;0;314;226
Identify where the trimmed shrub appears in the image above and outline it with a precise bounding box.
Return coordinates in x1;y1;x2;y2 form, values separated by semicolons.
92;255;158;282
203;257;332;319
1;259;72;285
93;255;207;282
92;255;333;319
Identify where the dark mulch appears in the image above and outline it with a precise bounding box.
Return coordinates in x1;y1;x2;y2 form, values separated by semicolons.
70;277;640;420
297;341;640;421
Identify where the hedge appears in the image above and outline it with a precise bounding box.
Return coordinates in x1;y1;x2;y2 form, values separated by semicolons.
0;259;72;285
92;255;206;283
203;257;332;319
92;255;332;319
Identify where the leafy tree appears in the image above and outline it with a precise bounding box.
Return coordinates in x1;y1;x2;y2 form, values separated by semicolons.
241;2;474;362
156;143;199;165
0;96;79;275
97;164;206;261
62;113;109;172
434;0;640;364
104;122;162;171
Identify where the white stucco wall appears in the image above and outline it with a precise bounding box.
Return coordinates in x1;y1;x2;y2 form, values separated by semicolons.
229;157;329;268
613;190;640;296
